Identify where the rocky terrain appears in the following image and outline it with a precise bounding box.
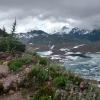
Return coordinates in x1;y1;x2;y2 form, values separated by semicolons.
0;52;100;100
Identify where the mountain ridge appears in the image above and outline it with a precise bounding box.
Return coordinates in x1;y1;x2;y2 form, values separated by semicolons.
16;26;100;45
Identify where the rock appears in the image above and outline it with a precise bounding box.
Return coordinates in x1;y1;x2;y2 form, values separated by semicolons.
0;73;7;79
3;75;17;92
9;90;15;95
3;79;12;92
24;67;32;74
0;53;10;60
3;61;9;66
0;65;9;78
80;81;88;92
54;89;67;100
6;56;13;61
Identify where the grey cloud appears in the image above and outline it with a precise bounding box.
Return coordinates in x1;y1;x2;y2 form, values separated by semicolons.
0;0;100;31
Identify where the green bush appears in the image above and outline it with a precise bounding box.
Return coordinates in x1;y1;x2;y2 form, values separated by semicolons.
20;66;49;88
0;37;25;52
53;76;67;88
8;59;24;72
48;66;62;79
39;58;48;66
8;58;32;72
27;66;49;84
66;72;83;85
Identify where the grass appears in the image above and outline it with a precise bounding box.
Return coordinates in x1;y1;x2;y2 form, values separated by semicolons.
8;57;32;72
53;76;68;88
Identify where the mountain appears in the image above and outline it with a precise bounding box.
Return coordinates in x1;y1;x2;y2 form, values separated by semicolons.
17;27;100;45
55;26;72;35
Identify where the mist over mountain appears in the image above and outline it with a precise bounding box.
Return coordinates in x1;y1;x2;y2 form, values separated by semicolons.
17;26;100;45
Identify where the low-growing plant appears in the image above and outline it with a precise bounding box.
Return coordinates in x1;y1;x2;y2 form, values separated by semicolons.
66;71;83;85
53;76;68;88
0;60;3;65
47;64;63;79
8;59;23;72
30;95;52;100
39;58;48;66
8;58;32;72
27;66;49;85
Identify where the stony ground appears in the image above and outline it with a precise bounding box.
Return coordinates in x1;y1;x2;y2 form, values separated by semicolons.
0;91;27;100
0;62;33;100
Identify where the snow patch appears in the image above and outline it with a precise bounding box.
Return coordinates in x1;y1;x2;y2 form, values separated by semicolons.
60;48;70;52
37;51;53;56
73;44;85;49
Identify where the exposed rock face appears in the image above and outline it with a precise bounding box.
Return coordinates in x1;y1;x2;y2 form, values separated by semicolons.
0;64;33;95
54;89;67;100
0;65;9;78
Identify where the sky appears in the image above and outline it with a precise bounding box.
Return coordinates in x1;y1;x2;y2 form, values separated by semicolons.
0;0;100;33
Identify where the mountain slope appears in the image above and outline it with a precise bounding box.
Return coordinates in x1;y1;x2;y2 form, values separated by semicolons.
16;27;100;46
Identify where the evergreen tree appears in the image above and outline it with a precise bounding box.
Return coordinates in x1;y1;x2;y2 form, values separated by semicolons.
11;18;17;37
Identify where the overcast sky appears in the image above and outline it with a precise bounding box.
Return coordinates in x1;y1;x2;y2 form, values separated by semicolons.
0;0;100;33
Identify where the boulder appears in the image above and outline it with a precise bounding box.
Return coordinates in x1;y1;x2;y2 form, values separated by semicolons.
0;65;9;78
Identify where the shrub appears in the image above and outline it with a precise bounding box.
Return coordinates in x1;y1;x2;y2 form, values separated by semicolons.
8;59;24;72
8;58;32;72
39;58;48;66
53;76;67;88
66;72;83;85
48;66;62;79
27;66;49;84
29;84;53;100
21;66;49;88
0;37;25;52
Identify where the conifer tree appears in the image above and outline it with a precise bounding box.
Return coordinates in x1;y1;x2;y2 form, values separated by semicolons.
11;18;17;37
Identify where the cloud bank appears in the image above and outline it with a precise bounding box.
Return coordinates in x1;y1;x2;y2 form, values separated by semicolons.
0;0;100;33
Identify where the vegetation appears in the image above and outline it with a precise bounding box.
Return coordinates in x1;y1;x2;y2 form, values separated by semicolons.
0;20;25;53
0;37;25;52
53;76;68;88
8;57;32;72
39;57;48;66
17;54;100;100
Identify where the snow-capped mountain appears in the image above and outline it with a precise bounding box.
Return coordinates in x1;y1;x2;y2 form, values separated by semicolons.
69;27;90;35
16;26;100;45
55;26;72;35
53;26;91;35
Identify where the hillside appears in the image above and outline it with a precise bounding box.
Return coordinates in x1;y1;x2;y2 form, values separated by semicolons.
0;52;100;100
